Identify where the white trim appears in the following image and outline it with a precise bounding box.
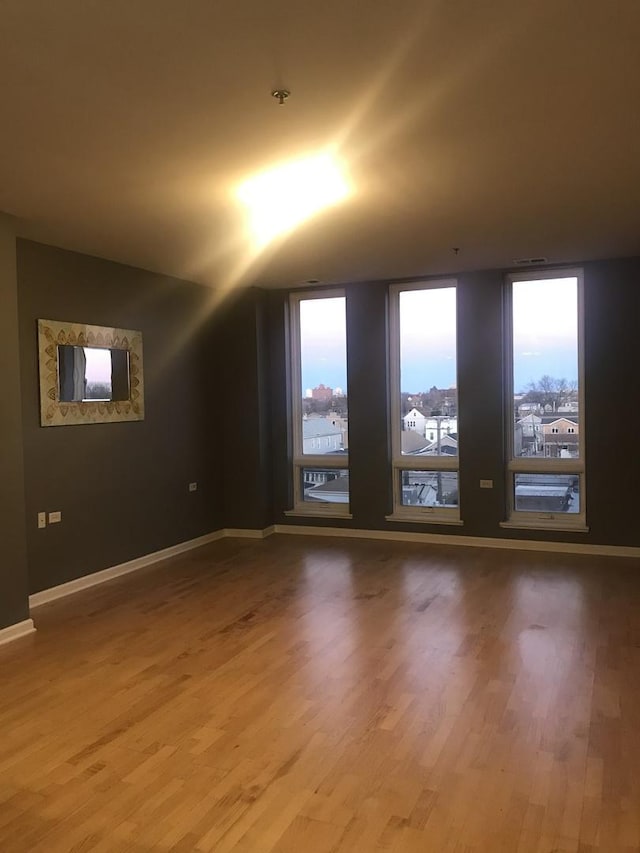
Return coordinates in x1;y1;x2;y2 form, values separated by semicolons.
385;513;463;525
29;530;226;608
500;520;589;533
508;458;582;474
223;527;276;539
391;455;458;471
295;455;349;468
284;509;353;520
272;523;640;559
0;619;36;647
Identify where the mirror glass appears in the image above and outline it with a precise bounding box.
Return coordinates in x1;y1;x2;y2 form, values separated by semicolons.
57;345;130;402
38;318;144;426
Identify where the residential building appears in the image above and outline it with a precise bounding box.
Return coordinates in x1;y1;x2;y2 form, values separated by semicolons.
310;383;333;402
541;417;579;458
402;407;427;434
423;416;458;443
302;418;343;453
515;413;543;455
401;431;431;454
419;433;458;456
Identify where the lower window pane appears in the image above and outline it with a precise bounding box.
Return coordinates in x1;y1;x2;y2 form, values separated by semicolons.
302;469;349;504
514;473;580;513
401;470;458;508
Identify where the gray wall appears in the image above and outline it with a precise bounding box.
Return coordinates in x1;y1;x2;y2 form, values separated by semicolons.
4;240;640;631
215;288;274;530
0;217;30;629
17;240;224;595
265;257;640;547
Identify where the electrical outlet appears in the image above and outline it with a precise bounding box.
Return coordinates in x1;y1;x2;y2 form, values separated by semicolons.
479;479;494;489
188;482;198;492
48;510;62;524
37;512;47;529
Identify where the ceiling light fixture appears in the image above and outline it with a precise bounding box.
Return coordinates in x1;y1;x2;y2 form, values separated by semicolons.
236;152;351;247
271;89;290;105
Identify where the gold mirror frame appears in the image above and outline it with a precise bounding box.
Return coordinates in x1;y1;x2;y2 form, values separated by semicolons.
38;319;144;427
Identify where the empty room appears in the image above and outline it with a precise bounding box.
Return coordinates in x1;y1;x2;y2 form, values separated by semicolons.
1;1;640;851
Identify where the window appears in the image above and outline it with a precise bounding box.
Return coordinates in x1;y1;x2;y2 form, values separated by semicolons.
388;281;460;523
506;270;585;530
288;291;350;516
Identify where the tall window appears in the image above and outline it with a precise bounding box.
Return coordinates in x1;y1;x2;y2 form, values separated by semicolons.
388;281;460;522
288;291;350;515
506;270;586;529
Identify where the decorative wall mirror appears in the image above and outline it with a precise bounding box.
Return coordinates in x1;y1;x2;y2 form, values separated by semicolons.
38;319;144;426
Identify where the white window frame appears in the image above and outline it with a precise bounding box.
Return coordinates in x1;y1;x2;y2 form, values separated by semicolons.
387;279;461;524
286;289;351;518
503;268;587;532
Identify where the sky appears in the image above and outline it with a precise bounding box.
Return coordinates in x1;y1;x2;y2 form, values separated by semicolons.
300;297;348;392
298;278;578;395
84;347;112;384
512;277;578;392
399;288;457;392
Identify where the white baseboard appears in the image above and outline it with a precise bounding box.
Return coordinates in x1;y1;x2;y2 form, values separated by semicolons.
272;523;640;559
0;618;36;647
28;527;278;612
29;530;226;608
223;526;275;539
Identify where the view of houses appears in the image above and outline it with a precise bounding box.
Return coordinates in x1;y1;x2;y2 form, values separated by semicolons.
301;377;580;513
512;389;580;513
301;384;349;503
514;409;579;458
398;389;459;508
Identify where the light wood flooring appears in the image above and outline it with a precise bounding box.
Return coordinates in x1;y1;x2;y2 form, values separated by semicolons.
1;535;640;852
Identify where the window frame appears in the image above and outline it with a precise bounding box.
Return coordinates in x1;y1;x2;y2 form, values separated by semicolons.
387;279;462;524
503;268;587;532
287;289;351;518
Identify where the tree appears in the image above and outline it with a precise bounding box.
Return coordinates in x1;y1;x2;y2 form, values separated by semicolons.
522;376;577;412
85;382;111;400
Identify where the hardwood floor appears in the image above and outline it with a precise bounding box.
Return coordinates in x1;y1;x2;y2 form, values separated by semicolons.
1;535;639;852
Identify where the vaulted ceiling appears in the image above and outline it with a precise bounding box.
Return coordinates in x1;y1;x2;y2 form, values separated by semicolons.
2;0;639;289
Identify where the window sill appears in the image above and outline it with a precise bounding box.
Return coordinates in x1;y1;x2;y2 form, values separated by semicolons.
500;520;589;534
385;513;464;526
285;508;353;520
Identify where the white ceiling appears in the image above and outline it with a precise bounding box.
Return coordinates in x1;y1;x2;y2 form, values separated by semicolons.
1;0;639;290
